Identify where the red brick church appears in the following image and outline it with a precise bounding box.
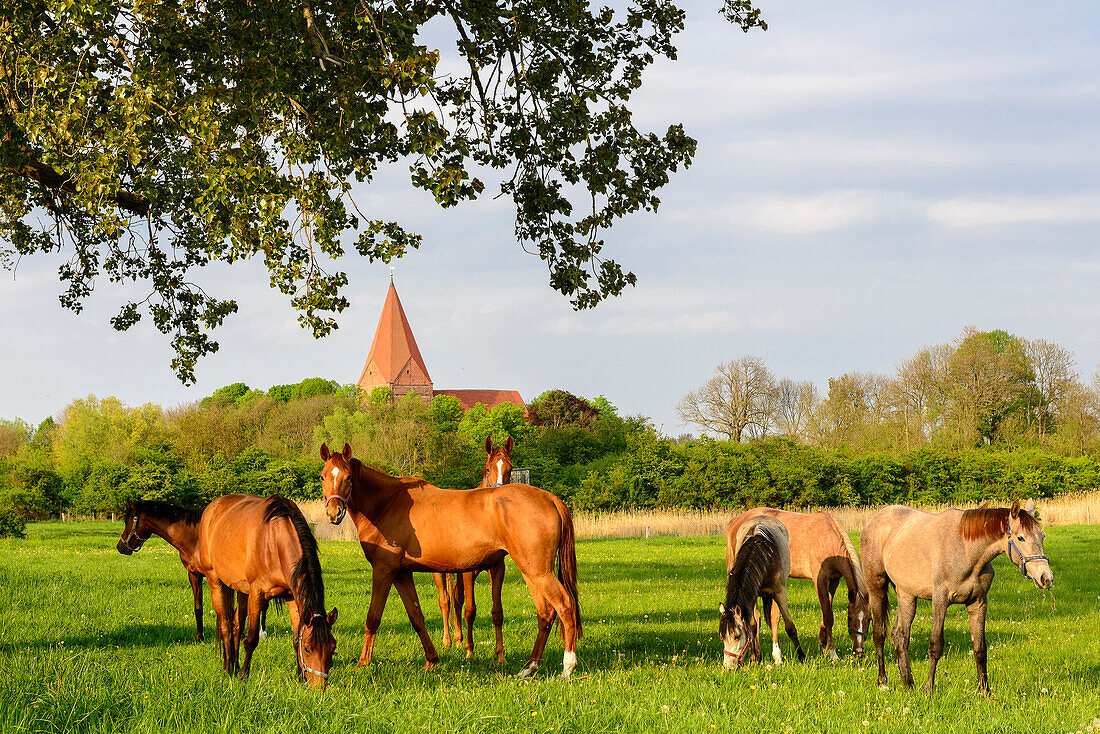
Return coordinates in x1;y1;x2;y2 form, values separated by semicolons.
356;278;526;413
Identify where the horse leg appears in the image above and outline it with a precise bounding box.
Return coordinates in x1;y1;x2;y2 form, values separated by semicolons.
432;573;453;648
392;572;441;670
488;560;507;666
210;581;237;675
238;594;266;679
448;573;464;645
188;571;204;643
864;559;891;686
359;570;394;667
816;572;838;661
516;584;556;679
235;591;247;655
966;597;989;695
761;594;782;664
922;588;949;696
462;570;479;660
774;588;805;662
259;604;267;640
520;573;578;678
892;591;918;689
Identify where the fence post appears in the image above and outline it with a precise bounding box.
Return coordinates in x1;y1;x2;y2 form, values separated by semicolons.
645;525;651;539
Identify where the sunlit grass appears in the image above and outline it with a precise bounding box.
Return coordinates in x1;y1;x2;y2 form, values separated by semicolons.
1;522;1097;733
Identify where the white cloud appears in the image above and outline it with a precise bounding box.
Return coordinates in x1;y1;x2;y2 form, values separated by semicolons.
927;194;1100;228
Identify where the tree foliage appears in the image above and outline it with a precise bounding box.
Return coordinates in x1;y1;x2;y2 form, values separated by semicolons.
1;0;763;381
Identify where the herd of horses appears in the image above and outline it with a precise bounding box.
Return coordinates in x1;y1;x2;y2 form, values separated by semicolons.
115;437;1054;695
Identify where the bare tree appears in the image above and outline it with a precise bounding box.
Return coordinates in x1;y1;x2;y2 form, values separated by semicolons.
1024;338;1078;442
772;379;818;441
677;356;776;441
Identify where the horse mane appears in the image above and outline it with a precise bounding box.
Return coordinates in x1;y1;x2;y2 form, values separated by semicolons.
133;499;203;526
959;507;1038;541
262;496;330;640
833;517;868;599
725;525;779;619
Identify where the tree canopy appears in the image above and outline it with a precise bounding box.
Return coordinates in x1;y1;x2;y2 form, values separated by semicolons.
0;0;764;381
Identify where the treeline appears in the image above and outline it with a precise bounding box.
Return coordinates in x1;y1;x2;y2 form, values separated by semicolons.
678;328;1100;455
0;381;641;520
3;335;1100;526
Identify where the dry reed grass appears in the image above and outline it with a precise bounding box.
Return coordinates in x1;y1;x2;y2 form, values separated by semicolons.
298;491;1100;541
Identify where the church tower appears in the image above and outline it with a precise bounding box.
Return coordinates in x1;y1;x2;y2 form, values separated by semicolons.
356;278;434;400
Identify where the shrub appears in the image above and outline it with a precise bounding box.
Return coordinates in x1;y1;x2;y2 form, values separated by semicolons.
0;509;26;539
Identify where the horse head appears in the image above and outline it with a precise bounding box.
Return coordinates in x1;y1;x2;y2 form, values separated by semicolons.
116;500;151;555
483;436;514;487
847;592;870;655
718;603;754;670
320;442;354;525
1007;499;1053;589
297;608;338;689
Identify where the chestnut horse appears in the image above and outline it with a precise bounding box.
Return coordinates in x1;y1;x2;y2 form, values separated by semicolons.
432;435;513;660
861;500;1053;694
320;442;581;677
727;507;870;659
192;494;337;687
719;515;805;668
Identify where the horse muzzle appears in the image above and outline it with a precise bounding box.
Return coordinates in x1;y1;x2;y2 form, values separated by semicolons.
1031;565;1054;589
116;540;134;555
326;504;346;525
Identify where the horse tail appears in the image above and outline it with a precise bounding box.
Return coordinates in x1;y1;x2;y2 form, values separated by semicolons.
263;496;328;631
551;494;582;640
834;515;868;600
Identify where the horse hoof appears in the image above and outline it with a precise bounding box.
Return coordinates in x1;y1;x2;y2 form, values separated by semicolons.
258;629;267;640
357;658;371;668
827;650;839;662
465;650;474;660
516;663;538;678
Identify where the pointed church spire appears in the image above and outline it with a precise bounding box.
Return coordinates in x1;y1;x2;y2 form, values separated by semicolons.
356;279;433;399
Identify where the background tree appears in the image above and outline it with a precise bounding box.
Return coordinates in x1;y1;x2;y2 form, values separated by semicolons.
1;0;763;381
771;378;817;443
1024;338;1078;443
676;356;776;442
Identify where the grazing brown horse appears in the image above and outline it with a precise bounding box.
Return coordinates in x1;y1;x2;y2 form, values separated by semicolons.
719;515;805;668
861;500;1053;694
320;442;581;677
192;494;337;687
432;435;514;660
727;507;870;659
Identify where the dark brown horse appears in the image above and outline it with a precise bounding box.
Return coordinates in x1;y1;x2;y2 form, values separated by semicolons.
192;494;337;687
432;435;513;661
727;507;870;659
116;499;209;641
719;515;805;668
320;442;581;677
861;500;1053;694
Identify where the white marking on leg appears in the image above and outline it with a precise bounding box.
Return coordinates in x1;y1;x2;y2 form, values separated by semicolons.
562;650;577;678
517;661;539;678
772;641;782;665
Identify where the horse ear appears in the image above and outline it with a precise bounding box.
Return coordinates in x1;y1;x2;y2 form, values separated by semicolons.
485;435;493;454
505;436;513;453
1010;500;1021;518
1025;498;1036;515
328;607;338;625
342;443;352;461
320;443;330;461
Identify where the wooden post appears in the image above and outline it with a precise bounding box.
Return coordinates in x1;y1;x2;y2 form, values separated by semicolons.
645;525;651;539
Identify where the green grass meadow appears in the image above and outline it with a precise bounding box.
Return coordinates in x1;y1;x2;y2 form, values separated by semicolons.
1;522;1098;733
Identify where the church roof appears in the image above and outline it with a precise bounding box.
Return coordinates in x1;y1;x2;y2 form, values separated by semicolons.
434;389;527;414
357;280;432;390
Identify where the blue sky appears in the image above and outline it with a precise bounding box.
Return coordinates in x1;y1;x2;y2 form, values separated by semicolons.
2;0;1098;434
